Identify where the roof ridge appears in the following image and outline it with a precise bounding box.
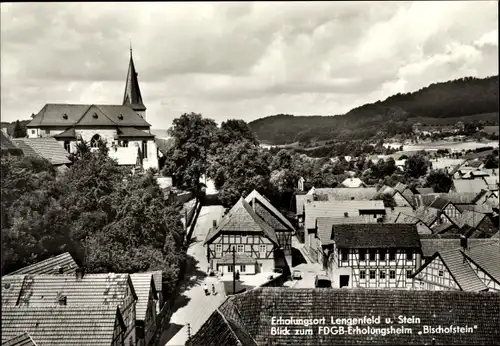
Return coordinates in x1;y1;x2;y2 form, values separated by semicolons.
94;105;119;125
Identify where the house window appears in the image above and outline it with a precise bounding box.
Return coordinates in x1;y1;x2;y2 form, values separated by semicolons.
142;141;148;159
228;265;233;273
64;141;71;153
341;249;349;261
406;270;412;279
369;270;376;280
389;250;396;261
359;270;366;279
45;129;50;134
31;130;36;135
369;249;376;261
241;265;246;273
259;244;266;253
359;249;366;261
438;270;444;277
237;245;244;254
122;140;129;147
406;250;413;260
389;270;396;279
90;134;101;147
379;251;386;261
215;244;222;254
380;270;386;279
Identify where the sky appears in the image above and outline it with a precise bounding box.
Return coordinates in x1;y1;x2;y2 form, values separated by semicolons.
1;2;498;130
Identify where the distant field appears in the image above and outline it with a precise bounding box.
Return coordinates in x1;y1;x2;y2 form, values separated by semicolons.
407;113;499;125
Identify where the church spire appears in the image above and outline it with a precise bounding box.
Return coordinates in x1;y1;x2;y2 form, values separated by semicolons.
123;47;146;114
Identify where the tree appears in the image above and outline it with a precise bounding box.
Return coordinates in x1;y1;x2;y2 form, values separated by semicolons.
426;170;452;193
217;119;258;147
405;153;431;178
12;120;26;138
163;113;218;195
484;153;499;169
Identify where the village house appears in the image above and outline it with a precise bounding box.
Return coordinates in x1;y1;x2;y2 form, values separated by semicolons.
130;273;158;346
373;185;414;208
12;137;72;173
393;212;432;235
2;305;127;346
245;190;296;268
307;187;377;202
204;197;280;275
1;271;138;346
427;197;462;225
339;177;366;188
5;252;78;276
412;240;500;292
188;288;500;346
303;200;386;262
25;50;159;171
323;224;421;289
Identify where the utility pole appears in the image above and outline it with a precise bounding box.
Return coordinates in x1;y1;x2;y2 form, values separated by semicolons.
233;246;236;295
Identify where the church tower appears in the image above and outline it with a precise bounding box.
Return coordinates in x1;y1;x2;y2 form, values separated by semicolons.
123;47;147;120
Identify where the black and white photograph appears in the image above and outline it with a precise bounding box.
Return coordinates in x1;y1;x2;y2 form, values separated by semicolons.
1;1;499;345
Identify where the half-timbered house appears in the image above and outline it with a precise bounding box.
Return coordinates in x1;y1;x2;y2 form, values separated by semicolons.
373;185;414;208
245;189;295;268
204;198;280;275
130;273;158;346
323;224;421;289
412;240;500;292
428;197;462;224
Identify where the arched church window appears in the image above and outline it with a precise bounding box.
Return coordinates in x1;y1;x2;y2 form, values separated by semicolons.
90;134;101;148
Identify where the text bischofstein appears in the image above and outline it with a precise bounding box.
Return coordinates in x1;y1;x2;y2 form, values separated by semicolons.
271;316;382;327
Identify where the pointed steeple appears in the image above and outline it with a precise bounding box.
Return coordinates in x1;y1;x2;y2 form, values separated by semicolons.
123;47;146;114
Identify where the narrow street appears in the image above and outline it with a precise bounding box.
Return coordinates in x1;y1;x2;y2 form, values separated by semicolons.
158;205;225;346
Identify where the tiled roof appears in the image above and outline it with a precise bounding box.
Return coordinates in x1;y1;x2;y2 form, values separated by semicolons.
192;288;500;345
438;192;486;205
456;204;493;214
419;239;499;258
204;198;278;245
2;273;136;307
149;271;163;297
339;177;365;188
414;206;439;225
304;200;385;230
108;147;139;166
416;187;434;194
27;104;150;128
394;182;409;193
431;222;458;235
2;332;37;346
1;132;23;155
452;179;488;193
492;231;499;238
308;187;377;201
332;224;420;249
12;138;71;165
429;197;450;211
483;176;499;190
7;253;78;276
11;139;41;159
245;190;295;232
295;194;313;215
1;305;124;346
116;127;154;138
123;53;146;111
218;253;257;265
436;249;488;291
130;273;157;322
316;216;379;246
77;106;117;126
53;128;76;139
456;210;486;229
372;185;394;199
412;193;440;208
1;276;26;306
464;242;500;283
400;189;416;207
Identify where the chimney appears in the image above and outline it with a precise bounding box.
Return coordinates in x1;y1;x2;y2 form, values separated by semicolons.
213;220;217;228
58;295;67;306
344;212;349;218
75;267;85;280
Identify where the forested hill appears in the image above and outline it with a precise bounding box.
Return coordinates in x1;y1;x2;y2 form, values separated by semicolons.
249;75;499;145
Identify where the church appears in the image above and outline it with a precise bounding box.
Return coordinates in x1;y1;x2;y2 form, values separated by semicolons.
26;50;159;170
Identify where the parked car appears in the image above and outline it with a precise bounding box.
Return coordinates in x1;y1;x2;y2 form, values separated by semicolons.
315;274;332;288
292;270;302;280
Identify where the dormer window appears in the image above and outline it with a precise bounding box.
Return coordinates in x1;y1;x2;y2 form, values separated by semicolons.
92;113;98;119
118;113;124;120
62;113;68;120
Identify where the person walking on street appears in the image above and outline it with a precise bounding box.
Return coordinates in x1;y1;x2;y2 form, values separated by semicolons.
203;283;208;296
212;284;216;295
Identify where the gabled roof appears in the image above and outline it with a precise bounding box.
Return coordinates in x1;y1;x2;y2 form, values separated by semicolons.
316;216;379;245
204;198;278;245
456;204;493;214
191;288;500;346
7;253;78;276
123;51;146;111
2;273;137;307
307;187;377;201
2;332;37;346
53;128;76;139
394;182;409;193
116;127;154;138
414;206;439;225
452;179;488;193
245;190;295;232
464;242;500;284
1;305;125;346
76;105;116;126
149;270;163;297
27;104;150;128
304;200;385;230
429;197;450;211
1;275;27;306
438;191;487;205
130;273;158;322
12;138;71;165
332;224;420;249
1;132;24;155
419;238;499;258
457;210;486;229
